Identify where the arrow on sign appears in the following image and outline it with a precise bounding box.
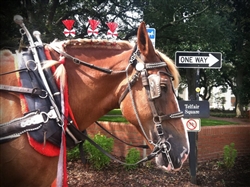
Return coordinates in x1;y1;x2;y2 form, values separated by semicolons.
179;53;219;67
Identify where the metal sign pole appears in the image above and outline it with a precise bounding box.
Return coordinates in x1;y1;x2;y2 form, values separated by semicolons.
188;68;200;184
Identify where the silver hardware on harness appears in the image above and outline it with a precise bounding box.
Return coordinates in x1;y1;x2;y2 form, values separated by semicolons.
20;108;59;127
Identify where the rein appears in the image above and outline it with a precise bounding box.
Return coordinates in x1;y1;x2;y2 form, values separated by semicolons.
49;41;113;74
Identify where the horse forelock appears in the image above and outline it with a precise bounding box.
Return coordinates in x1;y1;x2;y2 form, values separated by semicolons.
156;50;180;88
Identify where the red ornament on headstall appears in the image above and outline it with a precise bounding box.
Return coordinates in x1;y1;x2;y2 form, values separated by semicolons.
106;22;118;38
87;19;100;37
62;19;76;37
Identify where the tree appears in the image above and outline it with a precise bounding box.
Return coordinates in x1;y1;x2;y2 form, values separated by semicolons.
0;0;145;50
224;0;250;116
1;0;250;116
142;0;233;102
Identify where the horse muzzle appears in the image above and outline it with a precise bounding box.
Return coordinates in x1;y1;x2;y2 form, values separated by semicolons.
155;140;189;172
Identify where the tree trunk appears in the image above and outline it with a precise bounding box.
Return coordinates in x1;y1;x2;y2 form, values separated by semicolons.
235;68;244;117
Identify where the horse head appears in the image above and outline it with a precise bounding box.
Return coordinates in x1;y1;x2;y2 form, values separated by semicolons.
119;22;189;171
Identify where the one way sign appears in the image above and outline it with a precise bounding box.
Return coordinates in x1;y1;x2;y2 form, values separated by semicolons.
175;51;222;69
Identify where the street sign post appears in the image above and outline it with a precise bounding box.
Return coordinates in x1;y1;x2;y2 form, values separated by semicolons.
175;50;222;184
146;28;156;48
175;51;222;69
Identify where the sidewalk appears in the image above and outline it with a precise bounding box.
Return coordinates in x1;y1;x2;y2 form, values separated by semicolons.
209;116;250;125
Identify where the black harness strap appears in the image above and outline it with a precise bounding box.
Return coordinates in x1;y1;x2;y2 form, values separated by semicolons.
0;68;27;76
0;84;47;98
95;121;149;149
78;130;156;166
49;44;112;74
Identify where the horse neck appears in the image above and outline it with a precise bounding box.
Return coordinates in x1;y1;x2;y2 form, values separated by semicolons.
63;46;133;131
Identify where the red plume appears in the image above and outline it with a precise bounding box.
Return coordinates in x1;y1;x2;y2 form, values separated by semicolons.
88;19;100;30
62;19;75;30
106;22;118;33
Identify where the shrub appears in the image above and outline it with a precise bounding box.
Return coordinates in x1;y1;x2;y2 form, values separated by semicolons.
125;148;141;170
84;133;114;170
222;143;238;169
67;146;80;160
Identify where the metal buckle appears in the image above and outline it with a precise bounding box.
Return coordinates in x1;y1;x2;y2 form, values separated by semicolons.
20;108;58;127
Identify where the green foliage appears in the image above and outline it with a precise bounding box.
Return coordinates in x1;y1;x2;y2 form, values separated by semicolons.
84;133;114;170
106;109;122;115
2;0;250;116
124;148;141;170
98;116;128;122
67;146;80;160
222;143;238;170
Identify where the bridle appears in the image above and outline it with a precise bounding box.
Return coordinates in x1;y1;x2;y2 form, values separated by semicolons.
118;45;184;169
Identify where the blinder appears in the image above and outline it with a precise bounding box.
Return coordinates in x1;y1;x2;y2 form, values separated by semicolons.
148;74;161;99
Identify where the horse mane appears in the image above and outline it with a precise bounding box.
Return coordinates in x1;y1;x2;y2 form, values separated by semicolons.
57;38;133;50
43;40;180;89
42;39;134;88
0;50;15;63
156;50;180;89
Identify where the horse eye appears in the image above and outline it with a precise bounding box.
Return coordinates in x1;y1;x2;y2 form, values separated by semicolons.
160;78;168;92
160;83;167;87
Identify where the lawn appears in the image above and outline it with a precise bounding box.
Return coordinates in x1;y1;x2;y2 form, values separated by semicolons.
99;109;237;126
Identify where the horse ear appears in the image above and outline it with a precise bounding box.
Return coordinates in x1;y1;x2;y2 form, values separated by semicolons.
137;22;155;57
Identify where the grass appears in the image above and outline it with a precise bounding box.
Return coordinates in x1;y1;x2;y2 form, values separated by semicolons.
99;109;237;127
201;118;236;126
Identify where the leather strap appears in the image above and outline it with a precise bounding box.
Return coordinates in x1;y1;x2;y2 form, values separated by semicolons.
0;111;43;142
95;121;149;149
0;84;47;98
48;43;112;74
118;72;140;104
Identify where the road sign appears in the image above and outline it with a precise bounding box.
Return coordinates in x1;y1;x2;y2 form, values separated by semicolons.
183;118;201;132
175;51;222;69
146;28;156;47
178;100;210;118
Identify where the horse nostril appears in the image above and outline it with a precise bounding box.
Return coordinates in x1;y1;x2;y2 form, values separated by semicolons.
181;153;189;163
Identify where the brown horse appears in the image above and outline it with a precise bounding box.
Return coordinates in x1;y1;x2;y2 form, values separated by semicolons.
0;22;189;187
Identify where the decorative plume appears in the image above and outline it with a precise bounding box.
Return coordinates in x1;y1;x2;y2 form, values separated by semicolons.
62;19;75;30
87;19;100;36
106;22;118;38
62;19;76;37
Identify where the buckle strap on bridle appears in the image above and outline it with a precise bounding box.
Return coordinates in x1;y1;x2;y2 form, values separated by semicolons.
145;62;167;69
158;111;184;121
